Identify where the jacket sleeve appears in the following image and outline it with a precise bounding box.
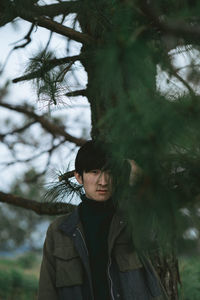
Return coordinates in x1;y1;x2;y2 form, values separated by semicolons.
38;224;58;300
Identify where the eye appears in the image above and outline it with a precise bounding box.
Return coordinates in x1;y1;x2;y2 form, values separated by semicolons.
91;169;100;174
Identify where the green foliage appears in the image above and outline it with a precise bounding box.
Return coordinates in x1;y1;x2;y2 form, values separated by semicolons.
17;252;37;269
78;0;200;252
0;269;37;299
25;50;70;104
179;256;200;300
0;253;38;300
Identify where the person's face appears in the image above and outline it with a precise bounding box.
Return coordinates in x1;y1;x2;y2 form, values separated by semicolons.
75;169;113;201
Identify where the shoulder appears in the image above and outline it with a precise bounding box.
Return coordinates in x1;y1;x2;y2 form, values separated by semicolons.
48;213;71;232
45;212;75;248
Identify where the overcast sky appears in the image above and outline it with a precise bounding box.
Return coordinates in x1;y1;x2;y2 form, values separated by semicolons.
0;13;199;193
0;18;91;192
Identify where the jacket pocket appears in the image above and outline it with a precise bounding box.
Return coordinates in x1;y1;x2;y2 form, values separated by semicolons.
114;244;143;271
53;246;83;287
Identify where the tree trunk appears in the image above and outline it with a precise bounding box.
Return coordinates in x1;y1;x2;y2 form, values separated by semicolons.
149;250;180;299
78;2;180;298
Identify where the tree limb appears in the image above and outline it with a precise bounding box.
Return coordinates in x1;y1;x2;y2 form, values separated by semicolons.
1;0;91;44
33;1;80;18
140;0;200;45
0;0;80;24
0;102;86;146
20;14;93;44
0;0;80;29
162;21;200;44
0;191;75;215
66;89;87;97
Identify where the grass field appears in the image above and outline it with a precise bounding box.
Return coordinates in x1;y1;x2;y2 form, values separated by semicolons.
0;252;199;299
0;252;41;300
178;255;200;300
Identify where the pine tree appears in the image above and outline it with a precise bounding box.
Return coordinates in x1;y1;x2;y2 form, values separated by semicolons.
1;1;200;298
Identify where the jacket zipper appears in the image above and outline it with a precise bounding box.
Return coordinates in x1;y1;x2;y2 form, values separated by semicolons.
108;257;115;300
77;227;115;300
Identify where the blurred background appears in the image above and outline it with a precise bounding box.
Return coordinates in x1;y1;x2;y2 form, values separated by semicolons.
0;5;90;299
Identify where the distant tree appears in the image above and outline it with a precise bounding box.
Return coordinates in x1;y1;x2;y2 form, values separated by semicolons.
1;0;200;298
0;168;53;252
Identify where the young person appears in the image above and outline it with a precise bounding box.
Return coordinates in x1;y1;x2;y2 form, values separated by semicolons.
38;140;168;300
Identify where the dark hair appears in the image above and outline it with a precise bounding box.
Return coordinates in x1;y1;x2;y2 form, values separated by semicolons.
75;140;111;176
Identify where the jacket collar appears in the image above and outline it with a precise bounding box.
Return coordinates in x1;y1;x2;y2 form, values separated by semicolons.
59;204;127;250
59;206;80;236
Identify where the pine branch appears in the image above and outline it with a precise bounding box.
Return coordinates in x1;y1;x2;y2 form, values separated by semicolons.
162;21;200;45
20;14;93;44
59;170;75;181
0;102;86;146
140;0;200;45
13;55;81;83
1;1;91;43
166;56;195;95
171;68;195;95
65;89;87;97
0;191;75;215
33;1;80;18
0;1;79;27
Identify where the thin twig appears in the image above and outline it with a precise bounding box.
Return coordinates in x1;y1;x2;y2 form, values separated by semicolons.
0;121;36;141
167;55;195;95
12;23;35;50
0;139;66;166
0;24;35;73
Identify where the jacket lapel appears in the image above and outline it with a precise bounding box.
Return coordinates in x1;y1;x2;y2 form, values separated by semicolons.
59;207;94;299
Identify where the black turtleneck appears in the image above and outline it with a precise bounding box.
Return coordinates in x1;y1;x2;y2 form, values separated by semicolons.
79;194;115;300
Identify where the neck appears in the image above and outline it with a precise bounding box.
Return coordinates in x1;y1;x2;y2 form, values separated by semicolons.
81;194;114;211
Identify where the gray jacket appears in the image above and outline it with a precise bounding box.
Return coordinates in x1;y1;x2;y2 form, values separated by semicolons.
38;207;168;300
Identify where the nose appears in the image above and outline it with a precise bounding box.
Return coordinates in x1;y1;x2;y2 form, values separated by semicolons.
98;171;109;185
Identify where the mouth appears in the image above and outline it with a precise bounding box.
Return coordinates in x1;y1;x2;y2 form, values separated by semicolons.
97;190;108;193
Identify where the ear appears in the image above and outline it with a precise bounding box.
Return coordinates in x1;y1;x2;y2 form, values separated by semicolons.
74;171;83;185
